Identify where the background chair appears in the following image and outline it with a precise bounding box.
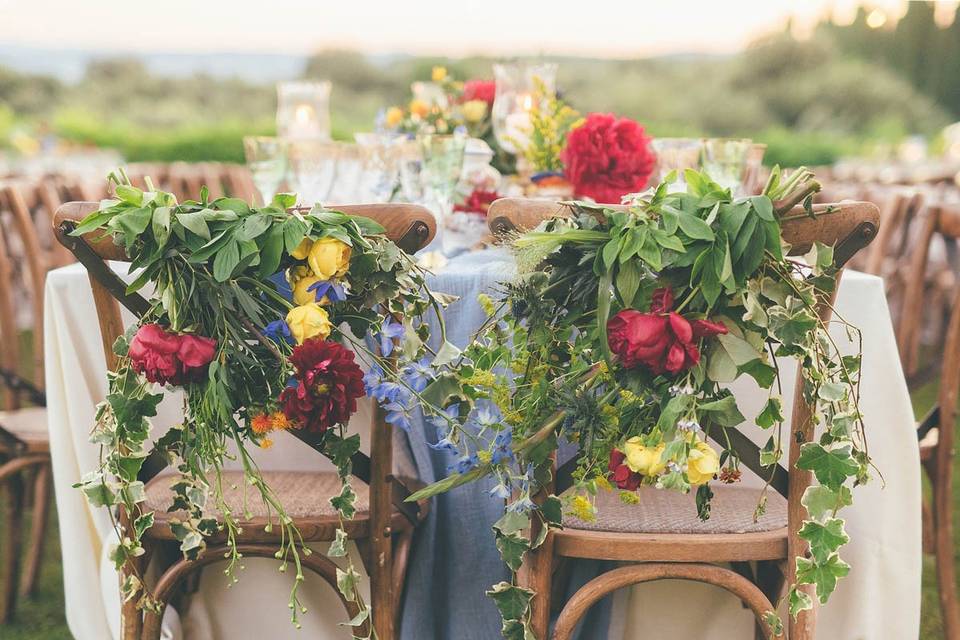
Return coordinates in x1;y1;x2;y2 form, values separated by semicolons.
487;197;879;640
54;200;436;640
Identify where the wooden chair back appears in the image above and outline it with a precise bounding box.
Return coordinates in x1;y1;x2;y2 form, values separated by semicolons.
487;196;880;637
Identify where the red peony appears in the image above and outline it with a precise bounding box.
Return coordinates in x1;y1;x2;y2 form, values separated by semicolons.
454;189;501;216
279;339;365;433
606;287;727;375
128;324;217;385
608;449;641;490
560;113;656;204
462;79;496;107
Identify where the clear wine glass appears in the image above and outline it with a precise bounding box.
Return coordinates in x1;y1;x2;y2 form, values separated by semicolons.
243;136;287;205
702;138;752;195
419;133;466;255
355;133;401;203
651;138;704;190
286;140;339;207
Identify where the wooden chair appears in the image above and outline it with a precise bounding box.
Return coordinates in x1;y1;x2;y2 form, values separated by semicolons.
0;181;59;623
54;200;437;640
911;203;960;638
488;197;880;640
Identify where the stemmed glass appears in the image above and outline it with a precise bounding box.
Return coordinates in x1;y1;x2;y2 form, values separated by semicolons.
651;138;704;190
702;138;752;195
286;140;338;207
419;133;466;255
355;133;401;203
243;136;287;205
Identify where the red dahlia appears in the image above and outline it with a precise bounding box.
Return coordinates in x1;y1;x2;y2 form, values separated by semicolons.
560;112;656;204
279;338;365;433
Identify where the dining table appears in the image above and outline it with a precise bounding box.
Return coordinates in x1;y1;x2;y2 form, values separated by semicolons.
44;244;921;639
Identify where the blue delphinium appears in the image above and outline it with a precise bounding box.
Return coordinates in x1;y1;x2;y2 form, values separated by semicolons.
364;364;414;432
467;399;503;430
263;319;293;345
427;404;460;453
402;357;434;393
307;280;346;303
449;453;479;474
491;429;514;464
376;317;405;357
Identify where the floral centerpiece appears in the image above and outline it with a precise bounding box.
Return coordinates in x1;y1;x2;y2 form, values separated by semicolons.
72;170;452;633
409;167;869;637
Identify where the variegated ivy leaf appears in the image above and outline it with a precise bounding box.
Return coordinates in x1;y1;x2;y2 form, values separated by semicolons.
336;566;361;601
763;610;783;636
789;586;814;617
328;528;348;558
796;443;859;490
801;485;853;522
796;553;850;604
799;517;850;563
331;483;358;519
756;396;784;429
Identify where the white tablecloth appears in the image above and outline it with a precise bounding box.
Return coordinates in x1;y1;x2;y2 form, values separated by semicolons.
45;260;920;640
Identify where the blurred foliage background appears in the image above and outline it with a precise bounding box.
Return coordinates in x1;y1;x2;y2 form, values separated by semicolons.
0;1;957;168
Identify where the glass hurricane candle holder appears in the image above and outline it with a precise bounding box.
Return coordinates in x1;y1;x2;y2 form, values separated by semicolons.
276;80;332;141
491;62;558;155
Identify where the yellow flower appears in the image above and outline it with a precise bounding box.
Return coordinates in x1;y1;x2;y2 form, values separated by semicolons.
623;437;666;477
462;100;488;123
687;441;720;485
432;66;447;82
409;99;430;118
292;273;322;306
307;237;351;280
291;238;312;260
385;106;404;128
594;475;612;491
286;303;333;344
569;495;596;522
270;412;290;431
259;437;274;449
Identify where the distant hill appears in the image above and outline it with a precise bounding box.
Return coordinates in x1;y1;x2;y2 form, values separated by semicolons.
0;44;309;83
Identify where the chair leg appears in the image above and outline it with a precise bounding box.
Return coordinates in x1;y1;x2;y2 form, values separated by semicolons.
370;529;395;640
0;472;24;623
518;528;553;639
20;462;51;597
932;459;960;638
552;563;779;640
391;530;414;634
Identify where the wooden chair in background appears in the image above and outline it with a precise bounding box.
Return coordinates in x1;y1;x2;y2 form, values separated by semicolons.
0;182;55;623
909;203;960;639
488;197;880;640
54;200;436;640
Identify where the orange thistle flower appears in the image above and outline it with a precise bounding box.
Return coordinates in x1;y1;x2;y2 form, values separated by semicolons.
270;412;291;431
251;413;273;434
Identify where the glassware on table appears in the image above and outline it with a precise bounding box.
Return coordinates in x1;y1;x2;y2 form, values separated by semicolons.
398;141;426;204
355;133;401;203
419;133;467;255
327;143;366;204
243;136;287;205
286;140;339;207
491;62;558;155
742;143;767;196
276;81;332;141
651;138;704;189
701;138;752;195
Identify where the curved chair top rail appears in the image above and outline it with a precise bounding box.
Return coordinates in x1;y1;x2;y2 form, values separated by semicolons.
53;201;436;261
487;198;880;269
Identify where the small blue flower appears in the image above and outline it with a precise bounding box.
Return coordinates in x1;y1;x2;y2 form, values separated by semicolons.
491;429;514;465
384;406;413;432
264;319;293;345
449;453;479;474
307;280;346;303
402;357;434;392
376;317;405;357
507;495;536;513
428;403;460;430
468;400;503;430
489;482;511;500
428;430;459;453
267;271;293;302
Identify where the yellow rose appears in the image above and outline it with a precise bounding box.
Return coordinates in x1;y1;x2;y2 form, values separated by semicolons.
431;66;447;82
291;238;313;260
687;441;720;485
409;99;430;119
291;273;322;306
307;237;351;280
385;106;404;128
462;99;488;123
286;303;332;344
623;437;666;477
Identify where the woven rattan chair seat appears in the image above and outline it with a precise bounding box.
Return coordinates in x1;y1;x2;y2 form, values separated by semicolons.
0;406;49;453
564;484;787;535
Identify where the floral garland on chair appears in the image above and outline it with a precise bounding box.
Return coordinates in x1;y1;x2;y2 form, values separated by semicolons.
409;167;870;638
73;170;452;634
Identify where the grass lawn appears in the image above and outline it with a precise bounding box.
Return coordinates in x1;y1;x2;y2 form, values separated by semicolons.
0;385;955;639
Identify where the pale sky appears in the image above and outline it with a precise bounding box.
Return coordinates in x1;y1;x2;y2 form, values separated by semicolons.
0;0;948;58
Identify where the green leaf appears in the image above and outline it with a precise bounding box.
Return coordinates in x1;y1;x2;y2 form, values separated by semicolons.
494;511;530;536
615;260;641;305
677;212;715;241
330;483;357;519
271;193;298;210
431;340;462;367
349;214;386;236
212;197;252;215
83;481;116;507
796;444;859;490
756;397;784;429
750;195;774;221
495;532;530;572
818;381;847;402
152;206;172;247
111;207;153;238
801;485;853;521
176;212;211;240
133;512;155;539
328;528;348;558
788;586;813;617
795;553;850;603
759;436;782;467
115;185;144;206
799;517;849;562
740;359;776;388
257;225;285;278
237;213;272;241
283;217;308;253
486;581;534;628
699;393;745;427
540;495;563;527
601;238;620;270
212;240;241;282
